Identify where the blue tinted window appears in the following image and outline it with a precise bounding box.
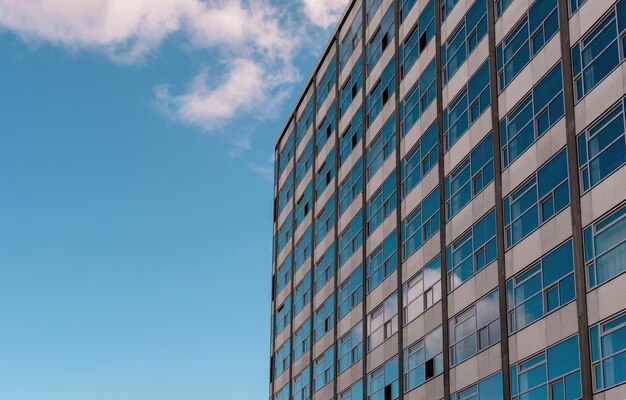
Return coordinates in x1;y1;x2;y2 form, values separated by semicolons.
400;0;435;77
340;59;363;117
450;289;500;365
503;148;570;248
400;58;436;136
570;0;586;14
441;0;488;83
368;294;398;350
402;187;440;260
279;132;294;175
404;326;444;391
443;60;491;150
367;230;398;292
583;202;626;288
447;209;497;291
296;139;313;185
277;213;293;253
366;0;383;23
276;251;292;293
401;121;438;198
496;0;559;91
451;372;503;400
338;265;364;318
274;383;289;400
275;295;292;335
338;323;364;373
340;10;363;71
297;97;314;145
367;6;395;75
293;366;311;400
572;0;626;101
590;312;626;391
314;295;335;342
578;97;626;192
295;226;312;271
295;183;312;227
403;255;442;324
495;0;514;18
314;244;335;293
441;0;461;21
315;195;335;245
367;59;396;126
317;101;337;151
293;321;311;361
316;148;336;198
367;114;396;180
367;171;397;235
510;336;582;400
368;356;400;399
339;209;364;266
500;62;565;168
318;57;336;106
339;157;363;215
274;339;291;377
340;108;363;166
293;273;311;316
506;240;575;333
338;379;363;400
278;170;294;214
313;346;334;391
445;132;494;219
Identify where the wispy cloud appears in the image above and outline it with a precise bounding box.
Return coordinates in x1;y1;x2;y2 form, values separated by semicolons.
0;0;347;149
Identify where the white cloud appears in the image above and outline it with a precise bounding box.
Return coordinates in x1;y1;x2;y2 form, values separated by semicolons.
301;0;349;28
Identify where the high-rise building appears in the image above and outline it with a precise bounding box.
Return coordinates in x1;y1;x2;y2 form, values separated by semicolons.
269;0;626;398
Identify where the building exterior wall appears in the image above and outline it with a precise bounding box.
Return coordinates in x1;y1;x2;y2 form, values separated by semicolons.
270;0;626;398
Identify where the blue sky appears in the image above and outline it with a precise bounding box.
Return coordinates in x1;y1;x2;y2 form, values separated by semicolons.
0;1;346;399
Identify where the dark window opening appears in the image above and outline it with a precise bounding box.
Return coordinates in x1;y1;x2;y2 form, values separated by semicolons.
326;171;331;184
382;34;389;51
419;32;428;52
382;87;389;104
384;384;392;400
352;133;358;148
425;358;435;379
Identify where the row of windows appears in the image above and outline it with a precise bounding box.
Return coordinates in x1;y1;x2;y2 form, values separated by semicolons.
399;0;435;79
399;58;436;137
367;5;394;76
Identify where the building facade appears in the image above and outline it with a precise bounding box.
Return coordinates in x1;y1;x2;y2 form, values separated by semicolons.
269;0;626;398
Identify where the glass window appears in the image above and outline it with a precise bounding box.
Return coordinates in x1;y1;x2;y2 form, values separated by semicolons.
314;346;335;392
506;240;576;333
279;131;294;175
296;139;313;186
570;0;586;15
367;59;396;127
318;57;337;107
495;0;514;19
278;170;294;214
338;322;364;373
276;252;292;293
367;5;395;75
339;9;363;71
443;60;491;150
340;108;363;166
496;0;559;91
401;120;438;198
339;157;363;216
445;132;494;219
366;0;383;24
293;366;311;400
297;97;314;145
400;0;435;77
274;339;291;377
295;226;312;271
447;208;497;291
317;101;337;152
590;312;626;391
367;170;397;235
367;114;396;180
315;194;335;245
402;187;440;260
441;0;488;83
296;183;313;228
368;293;399;350
451;371;503;400
441;0;461;20
339;209;364;267
500;62;565;168
368;356;400;400
404;326;444;392
403;255;442;324
572;0;626;101
338;265;364;319
293;320;311;361
315;147;336;198
578;97;626;192
449;289;500;365
293;273;311;316
510;335;582;400
340;58;363;117
400;58;437;136
338;379;363;400
277;213;293;254
503;148;570;248
583;202;626;288
275;295;292;335
367;230;398;292
274;383;289;400
314;244;335;293
314;295;335;342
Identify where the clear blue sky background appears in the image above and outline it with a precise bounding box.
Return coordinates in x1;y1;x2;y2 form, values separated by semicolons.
0;1;344;398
